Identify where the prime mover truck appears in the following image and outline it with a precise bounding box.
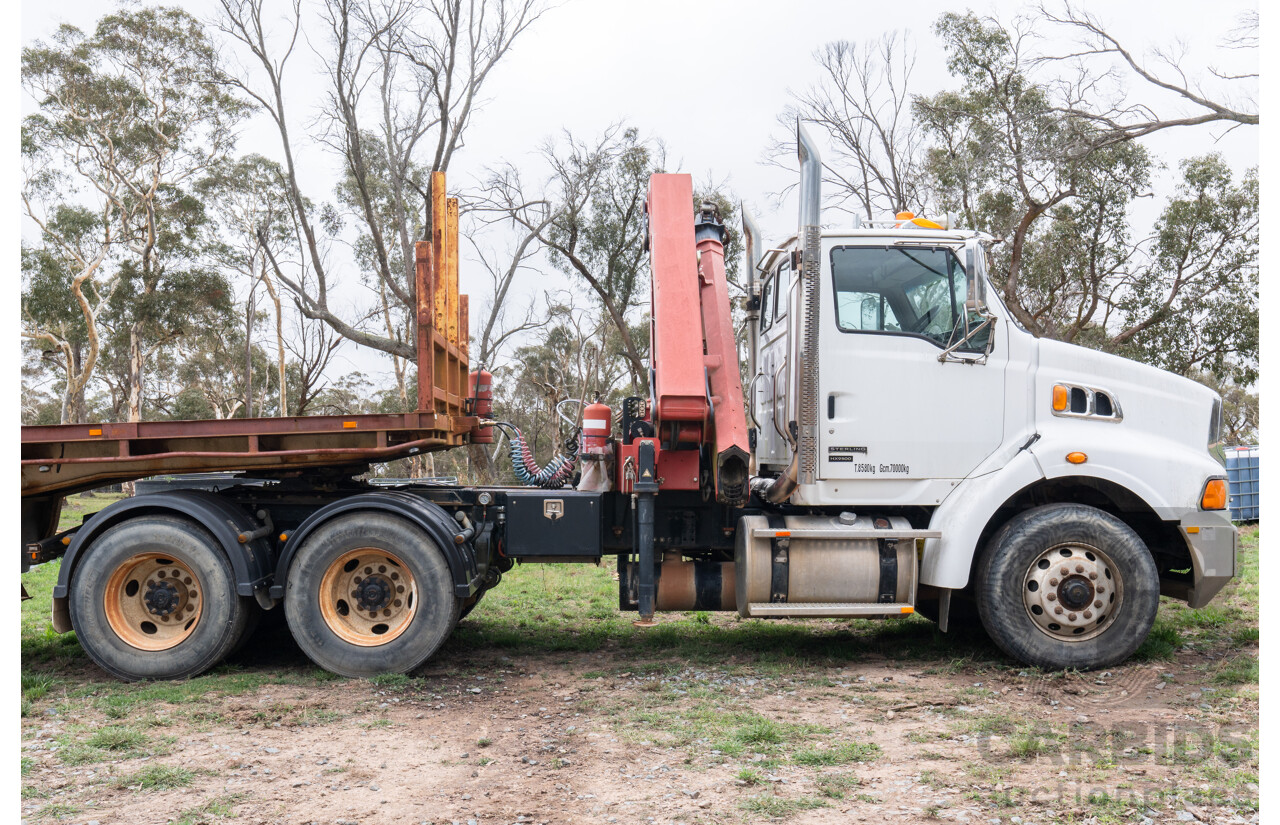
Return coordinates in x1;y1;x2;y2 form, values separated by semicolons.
20;127;1237;680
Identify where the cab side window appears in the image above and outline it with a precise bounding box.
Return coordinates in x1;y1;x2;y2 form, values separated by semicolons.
759;271;776;333
775;261;791;320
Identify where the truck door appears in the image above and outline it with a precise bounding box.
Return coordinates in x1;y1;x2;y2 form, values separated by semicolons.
753;259;793;470
818;240;1007;489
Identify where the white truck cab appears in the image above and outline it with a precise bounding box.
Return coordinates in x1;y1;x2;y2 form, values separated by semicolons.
742;125;1237;670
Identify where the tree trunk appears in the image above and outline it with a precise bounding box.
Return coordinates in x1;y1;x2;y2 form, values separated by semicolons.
127;323;144;423
467;444;498;484
70;345;88;424
244;288;255;419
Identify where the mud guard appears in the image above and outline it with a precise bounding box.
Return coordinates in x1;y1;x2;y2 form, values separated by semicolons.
50;490;278;632
268;491;481;601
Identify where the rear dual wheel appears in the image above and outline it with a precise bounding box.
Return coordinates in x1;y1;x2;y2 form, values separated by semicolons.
69;515;257;681
283;513;460;678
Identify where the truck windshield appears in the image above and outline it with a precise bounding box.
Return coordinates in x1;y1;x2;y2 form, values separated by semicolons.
830;245;987;350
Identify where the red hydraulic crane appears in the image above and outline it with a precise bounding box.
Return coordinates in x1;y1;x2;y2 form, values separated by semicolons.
618;173;751;621
636;173;749;505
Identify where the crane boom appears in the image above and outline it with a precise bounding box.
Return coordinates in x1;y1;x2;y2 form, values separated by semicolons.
645;174;749;505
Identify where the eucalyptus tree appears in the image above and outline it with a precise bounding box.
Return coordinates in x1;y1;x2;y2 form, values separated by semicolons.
481;126;661;390
1109;156;1257;385
216;0;545;360
199;154;299;417
1041;3;1257;145
20;207;115;424
22;6;249;423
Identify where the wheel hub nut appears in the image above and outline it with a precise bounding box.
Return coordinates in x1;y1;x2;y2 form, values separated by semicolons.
1059;578;1093;610
355;576;393;612
144;580;180;616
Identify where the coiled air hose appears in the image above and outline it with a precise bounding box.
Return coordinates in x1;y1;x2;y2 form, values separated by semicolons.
493;421;580;489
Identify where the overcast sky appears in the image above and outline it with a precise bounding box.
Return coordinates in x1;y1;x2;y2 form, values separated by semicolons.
20;0;1259;382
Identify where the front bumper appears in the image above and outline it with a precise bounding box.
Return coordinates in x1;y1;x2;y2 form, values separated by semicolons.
1172;510;1239;608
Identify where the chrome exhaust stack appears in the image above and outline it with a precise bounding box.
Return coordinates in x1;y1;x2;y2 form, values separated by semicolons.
765;122;822;505
741;206;763;380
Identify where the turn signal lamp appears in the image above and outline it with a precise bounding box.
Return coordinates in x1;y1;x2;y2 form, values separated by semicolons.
1052;385;1069;412
1200;479;1228;511
1066;452;1088;465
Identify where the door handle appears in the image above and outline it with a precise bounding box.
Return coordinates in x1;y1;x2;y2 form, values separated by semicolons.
827;394;835;420
771;363;790;444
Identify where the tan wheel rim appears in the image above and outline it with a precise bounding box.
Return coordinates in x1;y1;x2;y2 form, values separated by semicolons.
318;548;418;647
1023;542;1123;643
103;553;204;651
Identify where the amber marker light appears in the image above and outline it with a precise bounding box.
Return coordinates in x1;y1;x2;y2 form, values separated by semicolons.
279;533;289;543
1066;452;1088;464
900;606;914;614
343;420;358;429
1200;479;1227;510
1052;385;1069;412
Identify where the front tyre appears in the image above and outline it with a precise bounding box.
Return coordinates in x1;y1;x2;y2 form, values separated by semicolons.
283;513;460;677
975;504;1159;671
68;515;256;681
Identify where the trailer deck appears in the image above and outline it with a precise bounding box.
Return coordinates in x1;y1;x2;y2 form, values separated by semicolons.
21;406;472;499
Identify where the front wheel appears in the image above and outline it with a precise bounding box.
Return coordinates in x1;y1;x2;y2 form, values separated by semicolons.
283;513;460;677
975;504;1159;671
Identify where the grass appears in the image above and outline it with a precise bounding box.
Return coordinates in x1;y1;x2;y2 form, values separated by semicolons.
624;703;827;759
1128;525;1259;663
739;793;827;817
56;491;130;532
791;740;881;765
815;773;862;799
39;802;82;819
445;560;1002;668
86;725;149;751
116;764;197;791
55;725;157;765
369;672;410;687
1212;653;1259;684
1008;728;1054;760
173;794;244;825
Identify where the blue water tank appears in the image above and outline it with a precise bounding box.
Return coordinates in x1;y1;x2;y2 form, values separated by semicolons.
1224;445;1259;521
